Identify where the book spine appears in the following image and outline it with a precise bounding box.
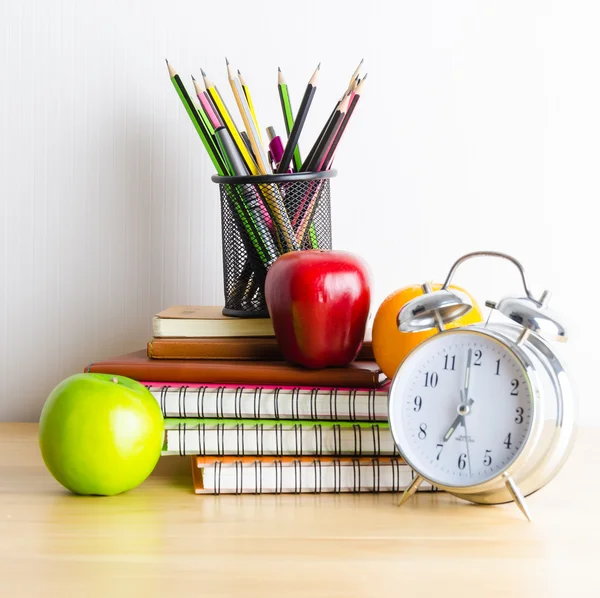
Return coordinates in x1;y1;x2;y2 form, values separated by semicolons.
164;422;399;457
192;457;437;494
146;383;389;422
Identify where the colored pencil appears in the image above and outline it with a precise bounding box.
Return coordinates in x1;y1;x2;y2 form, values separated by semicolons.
166;60;226;175
240;131;255;160
238;69;263;144
301;59;363;172
323;74;367;169
277;64;320;173
301;91;351;173
227;59;271;175
166;60;277;267
228;60;299;252
277;67;303;172
192;75;223;129
202;67;259;175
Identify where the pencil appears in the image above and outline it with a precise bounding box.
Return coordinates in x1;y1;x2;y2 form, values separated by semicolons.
227;59;271;175
166;60;227;175
238;69;263;145
202;67;259;175
227;59;299;252
166;60;276;268
240;131;255;160
301;91;351;172
277;67;303;172
301;59;363;171
293;92;352;240
323;74;367;169
277;63;320;174
192;75;223;130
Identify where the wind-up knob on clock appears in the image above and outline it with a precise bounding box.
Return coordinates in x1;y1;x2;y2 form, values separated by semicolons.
388;251;577;521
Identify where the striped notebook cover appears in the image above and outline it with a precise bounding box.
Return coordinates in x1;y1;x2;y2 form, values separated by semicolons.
145;382;389;421
163;419;398;457
191;456;437;494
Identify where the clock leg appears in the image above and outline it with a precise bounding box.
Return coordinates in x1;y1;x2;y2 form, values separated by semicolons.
398;474;424;507
503;474;532;522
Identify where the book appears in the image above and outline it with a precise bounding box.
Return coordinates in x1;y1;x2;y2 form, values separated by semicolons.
153;306;274;338
162;419;398;457
86;350;386;388
146;381;389;421
147;337;375;361
191;456;436;494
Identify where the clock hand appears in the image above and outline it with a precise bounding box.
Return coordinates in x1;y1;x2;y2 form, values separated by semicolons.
444;349;475;443
462;411;473;478
463;348;473;405
443;397;474;442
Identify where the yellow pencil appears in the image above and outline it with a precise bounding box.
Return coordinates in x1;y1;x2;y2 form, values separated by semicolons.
238;69;263;144
227;59;271;175
226;59;299;251
201;68;259;175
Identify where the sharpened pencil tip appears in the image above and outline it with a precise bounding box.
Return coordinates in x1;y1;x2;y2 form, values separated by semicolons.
165;58;169;64
317;62;321;70
237;69;241;75
200;68;207;77
191;74;196;81
360;58;364;63
225;57;229;65
278;66;281;72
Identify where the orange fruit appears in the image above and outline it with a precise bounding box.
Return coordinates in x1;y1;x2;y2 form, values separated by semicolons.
372;283;483;380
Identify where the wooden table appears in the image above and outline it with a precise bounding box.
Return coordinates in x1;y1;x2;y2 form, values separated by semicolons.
0;423;598;597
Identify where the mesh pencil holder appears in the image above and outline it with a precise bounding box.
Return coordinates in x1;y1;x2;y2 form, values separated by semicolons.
212;170;336;318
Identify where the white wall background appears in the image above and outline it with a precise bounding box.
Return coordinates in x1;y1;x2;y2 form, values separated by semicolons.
0;0;598;422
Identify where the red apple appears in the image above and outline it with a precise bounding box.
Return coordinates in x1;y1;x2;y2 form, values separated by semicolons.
265;250;371;368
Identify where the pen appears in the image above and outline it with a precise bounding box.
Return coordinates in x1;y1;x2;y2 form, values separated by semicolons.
266;126;287;172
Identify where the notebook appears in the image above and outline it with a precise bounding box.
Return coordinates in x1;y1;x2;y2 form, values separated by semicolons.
162;419;397;457
153;306;274;338
147;337;375;361
86;350;386;388
146;381;389;421
191;456;435;494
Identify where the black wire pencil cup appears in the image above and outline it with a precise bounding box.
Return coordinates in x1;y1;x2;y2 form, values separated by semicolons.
213;170;335;317
166;57;366;318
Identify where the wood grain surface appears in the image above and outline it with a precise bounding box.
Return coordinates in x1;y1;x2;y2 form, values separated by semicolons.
0;423;597;597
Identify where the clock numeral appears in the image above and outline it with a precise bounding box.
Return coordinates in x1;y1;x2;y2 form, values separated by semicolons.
483;449;492;466
418;423;428;440
413;396;422;412
458;453;467;470
510;379;519;396
443;355;456;371
495;359;501;376
515;407;524;424
436;443;444;460
424;372;439;388
474;350;482;366
504;432;512;449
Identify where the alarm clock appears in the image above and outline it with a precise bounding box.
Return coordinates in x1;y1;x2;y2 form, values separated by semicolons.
388;251;576;521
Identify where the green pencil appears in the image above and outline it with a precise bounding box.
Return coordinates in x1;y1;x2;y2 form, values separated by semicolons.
166;60;278;267
277;67;303;172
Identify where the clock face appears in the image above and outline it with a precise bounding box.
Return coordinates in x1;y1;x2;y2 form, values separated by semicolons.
388;330;534;488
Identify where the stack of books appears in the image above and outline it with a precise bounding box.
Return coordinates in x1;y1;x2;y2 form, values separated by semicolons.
86;306;434;495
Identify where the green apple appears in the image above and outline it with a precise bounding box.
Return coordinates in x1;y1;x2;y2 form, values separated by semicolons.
39;373;164;496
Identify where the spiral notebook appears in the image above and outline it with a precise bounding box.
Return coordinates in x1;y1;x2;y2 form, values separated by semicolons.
146;382;390;421
163;419;398;457
191;456;436;494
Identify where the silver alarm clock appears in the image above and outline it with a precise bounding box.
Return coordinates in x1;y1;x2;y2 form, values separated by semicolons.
388;251;577;520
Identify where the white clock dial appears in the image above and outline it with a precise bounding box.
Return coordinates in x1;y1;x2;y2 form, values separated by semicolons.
388;330;534;487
